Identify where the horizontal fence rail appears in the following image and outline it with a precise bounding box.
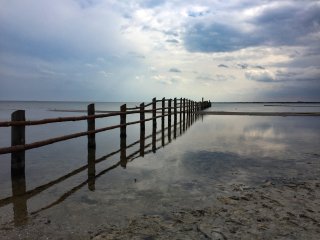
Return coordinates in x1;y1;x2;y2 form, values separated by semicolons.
0;97;211;155
0;95;212;226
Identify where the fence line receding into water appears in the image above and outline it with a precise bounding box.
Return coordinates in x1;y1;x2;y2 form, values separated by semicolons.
0;97;211;226
0;97;211;156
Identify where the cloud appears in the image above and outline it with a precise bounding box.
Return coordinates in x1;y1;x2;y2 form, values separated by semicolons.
237;63;265;70
153;74;180;85
183;2;320;53
166;39;179;44
169;68;182;73
275;67;320;82
0;0;133;60
245;70;275;82
197;73;233;83
128;51;146;59
238;63;249;69
139;0;165;9
253;65;265;70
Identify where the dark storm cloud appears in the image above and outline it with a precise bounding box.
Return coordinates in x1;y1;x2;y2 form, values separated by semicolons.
184;2;320;52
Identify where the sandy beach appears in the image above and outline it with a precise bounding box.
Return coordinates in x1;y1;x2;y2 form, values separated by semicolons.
92;177;320;240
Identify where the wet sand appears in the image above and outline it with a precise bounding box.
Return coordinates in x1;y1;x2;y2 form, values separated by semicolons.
92;178;320;240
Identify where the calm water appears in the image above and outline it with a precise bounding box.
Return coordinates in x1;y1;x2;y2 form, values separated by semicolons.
0;101;320;238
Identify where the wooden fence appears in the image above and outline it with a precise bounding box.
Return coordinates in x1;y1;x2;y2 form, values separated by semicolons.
0;97;211;226
0;97;211;170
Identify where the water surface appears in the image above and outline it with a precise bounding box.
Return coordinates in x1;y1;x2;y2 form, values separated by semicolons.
0;102;319;238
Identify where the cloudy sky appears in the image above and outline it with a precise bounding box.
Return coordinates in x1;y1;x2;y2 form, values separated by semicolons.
0;0;319;102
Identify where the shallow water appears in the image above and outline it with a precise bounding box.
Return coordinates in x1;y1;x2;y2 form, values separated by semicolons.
0;102;320;238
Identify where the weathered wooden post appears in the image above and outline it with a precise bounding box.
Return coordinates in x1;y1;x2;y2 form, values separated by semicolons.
87;103;96;149
140;103;145;157
11;110;27;226
161;98;165;147
120;104;127;138
191;101;194;113
179;98;182;135
183;98;186;131
120;104;127;168
152;98;157;152
174;98;177;139
11;110;25;177
87;148;96;191
87;103;96;189
187;99;190;129
168;99;172;142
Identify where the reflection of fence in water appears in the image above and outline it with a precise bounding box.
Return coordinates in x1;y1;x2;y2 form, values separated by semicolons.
0;97;210;227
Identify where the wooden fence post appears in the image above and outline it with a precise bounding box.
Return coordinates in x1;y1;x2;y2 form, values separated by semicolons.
183;98;186;131
174;98;177;139
11;110;28;226
152;98;157;152
11;110;25;177
161;97;165;147
140;103;145;157
187;99;190;128
87;103;96;149
168;99;172;142
191;101;193;113
179;98;182;135
120;104;127;168
120;104;127;138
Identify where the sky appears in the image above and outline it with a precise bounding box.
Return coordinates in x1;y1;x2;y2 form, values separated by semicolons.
0;0;320;102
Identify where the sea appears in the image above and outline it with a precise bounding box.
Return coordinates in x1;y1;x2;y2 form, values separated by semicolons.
0;101;320;238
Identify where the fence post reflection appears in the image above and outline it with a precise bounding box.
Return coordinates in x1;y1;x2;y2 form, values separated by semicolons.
11;173;28;226
87;147;96;191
